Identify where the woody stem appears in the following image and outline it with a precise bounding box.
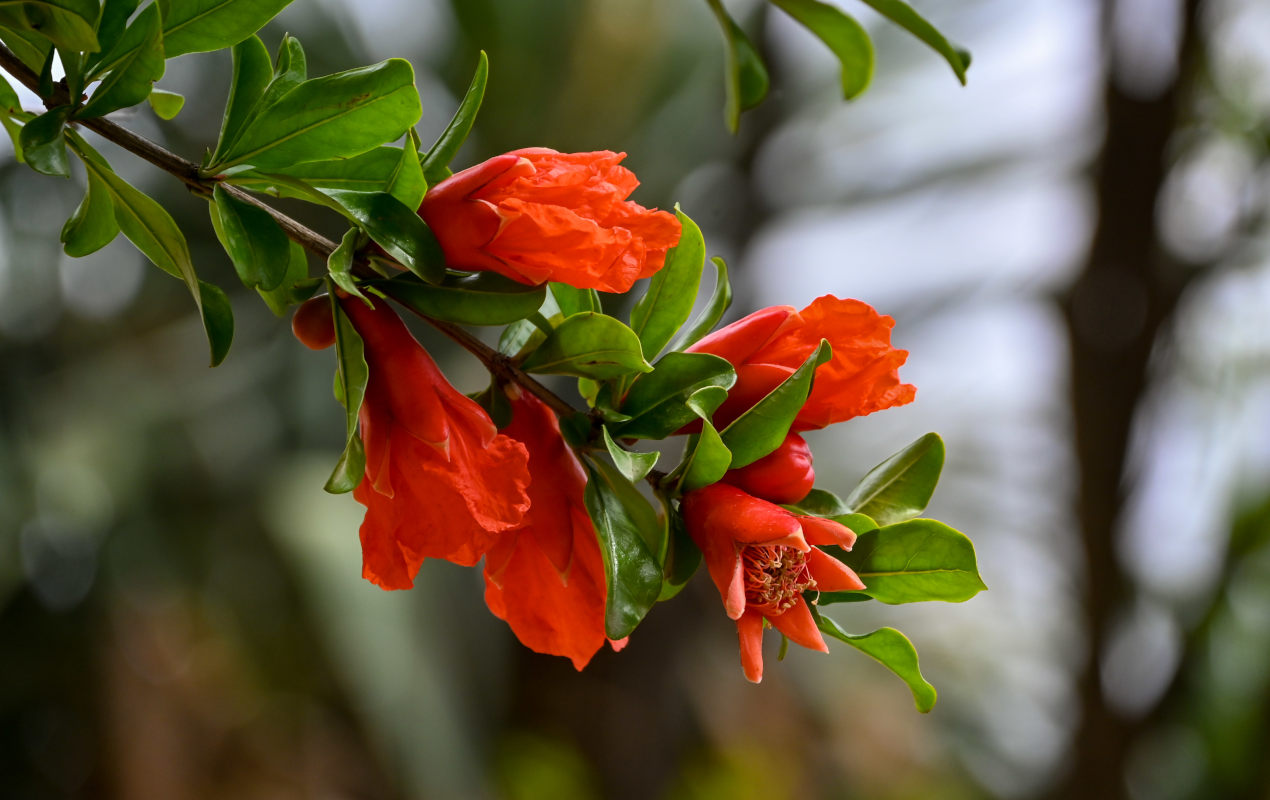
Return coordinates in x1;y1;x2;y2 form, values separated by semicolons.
0;44;578;419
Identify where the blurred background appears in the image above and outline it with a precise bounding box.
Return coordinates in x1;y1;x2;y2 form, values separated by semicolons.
3;0;1269;797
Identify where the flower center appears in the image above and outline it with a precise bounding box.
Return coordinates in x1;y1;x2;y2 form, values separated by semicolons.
741;545;815;615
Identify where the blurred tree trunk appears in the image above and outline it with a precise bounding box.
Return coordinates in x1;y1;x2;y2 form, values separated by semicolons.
1053;0;1203;796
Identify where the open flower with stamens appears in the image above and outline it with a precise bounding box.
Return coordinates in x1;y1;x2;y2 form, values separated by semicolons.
680;483;865;683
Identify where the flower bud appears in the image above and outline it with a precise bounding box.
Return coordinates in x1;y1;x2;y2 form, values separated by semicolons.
291;297;336;350
724;433;814;505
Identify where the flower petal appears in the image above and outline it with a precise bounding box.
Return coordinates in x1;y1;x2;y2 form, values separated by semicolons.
766;596;828;653
736;609;766;683
807;547;866;592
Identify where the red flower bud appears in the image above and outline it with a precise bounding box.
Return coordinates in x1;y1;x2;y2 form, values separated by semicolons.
291;296;336;350
419;148;682;292
688;295;916;431
724;432;815;505
680;483;865;683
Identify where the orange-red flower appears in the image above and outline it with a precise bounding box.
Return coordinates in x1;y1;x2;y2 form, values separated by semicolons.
340;298;532;589
724;432;815;505
418;148;682;292
687;295;916;431
482;387;610;669
680;483;865;683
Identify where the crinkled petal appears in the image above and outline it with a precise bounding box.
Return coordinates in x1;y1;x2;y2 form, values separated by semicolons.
798;515;857;549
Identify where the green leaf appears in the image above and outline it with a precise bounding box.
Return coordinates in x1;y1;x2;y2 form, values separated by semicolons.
230;147;409;194
826;518;986;605
18;104;71;176
549;282;601;317
770;0;873;99
323;190;445;284
613;352;735;440
325;294;369;493
421;50;487;183
212;35;271;165
705;0;769;132
668;256;732;352
789;487;851;517
0;8;53;71
601;426;659;483
815;615;937;713
719;339;831;469
0;72;18;111
198;280;234;367
72;135;227;363
521;312;653;380
658;499;701;600
386;129;426;210
212;58;422;171
78;2;163;118
844;432;944;525
2;0;99;52
677;387;732;492
210;184;290;290
326;226;365;300
583;458;663;639
256;33;306;108
857;0;969;85
147;88;184;119
60;168;119;256
161;0;295;57
257;240;312;316
375;271;545;326
89;0;139;69
630;205;705;360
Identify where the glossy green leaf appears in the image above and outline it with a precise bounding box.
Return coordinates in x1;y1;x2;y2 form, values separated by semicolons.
148;88;184;119
720;339;831;469
60;168;119;256
210;184;290;290
213;58;421;170
790;487;851;517
0;72;18;111
421;50;487;183
549;282;601;316
678;388;732;492
844;432;944;525
858;0;969;84
18;104;71;176
78;3;163;118
325;294;369;493
771;0;873;99
630;206;705;360
257;240;312;316
161;0;295;57
211;35;271;165
498;317;549;360
89;0;139;69
601;426;659;484
230;147;410;195
2;0;99;52
326;226;364;300
198;280;234;367
324;190;445;284
0;8;53;70
75;140;231;363
375;271;545;326
668;256;732;352
386;130;426;210
614;352;735;440
256;33;306;109
828;518;986;604
705;0;769;132
584;458;663;639
658;499;701;600
521;312;653;380
815;615;937;712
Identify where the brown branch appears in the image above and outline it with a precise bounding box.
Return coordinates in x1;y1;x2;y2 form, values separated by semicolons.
0;42;578;418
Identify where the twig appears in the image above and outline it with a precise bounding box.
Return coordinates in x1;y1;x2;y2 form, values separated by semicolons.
0;43;578;417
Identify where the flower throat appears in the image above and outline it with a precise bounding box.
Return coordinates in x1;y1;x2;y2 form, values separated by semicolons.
742;545;815;614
